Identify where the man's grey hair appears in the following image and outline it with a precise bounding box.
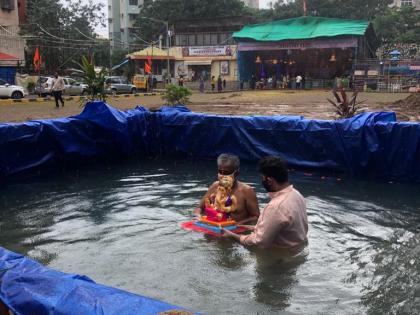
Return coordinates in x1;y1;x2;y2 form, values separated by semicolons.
217;153;240;170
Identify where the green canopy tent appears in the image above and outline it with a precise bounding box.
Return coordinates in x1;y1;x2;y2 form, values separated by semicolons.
233;16;377;84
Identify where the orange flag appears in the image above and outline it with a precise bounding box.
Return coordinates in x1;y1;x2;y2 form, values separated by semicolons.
33;47;41;72
145;54;152;74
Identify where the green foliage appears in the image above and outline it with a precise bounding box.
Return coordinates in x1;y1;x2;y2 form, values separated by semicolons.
327;88;364;119
374;6;420;45
270;0;392;20
263;0;419;46
26;81;36;93
162;85;192;105
77;55;108;105
22;0;105;73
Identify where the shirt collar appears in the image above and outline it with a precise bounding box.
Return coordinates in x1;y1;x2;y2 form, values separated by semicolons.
268;184;293;200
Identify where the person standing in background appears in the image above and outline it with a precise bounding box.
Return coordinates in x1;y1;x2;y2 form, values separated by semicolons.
51;72;65;108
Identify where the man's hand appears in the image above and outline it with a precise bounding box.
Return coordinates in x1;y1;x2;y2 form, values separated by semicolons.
193;208;202;221
220;228;241;241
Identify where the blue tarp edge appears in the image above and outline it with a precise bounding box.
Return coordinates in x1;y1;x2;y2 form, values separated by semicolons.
0;247;198;315
0;101;419;182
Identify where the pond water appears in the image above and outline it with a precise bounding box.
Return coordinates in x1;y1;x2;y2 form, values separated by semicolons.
1;159;419;315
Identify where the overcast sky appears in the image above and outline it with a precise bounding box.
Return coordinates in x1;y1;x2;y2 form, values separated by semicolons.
97;0;274;37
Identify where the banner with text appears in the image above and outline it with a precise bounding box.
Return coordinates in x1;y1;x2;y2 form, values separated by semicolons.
182;46;233;57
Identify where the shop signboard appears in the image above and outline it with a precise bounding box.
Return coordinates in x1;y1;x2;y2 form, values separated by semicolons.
238;38;358;51
182;46;233;57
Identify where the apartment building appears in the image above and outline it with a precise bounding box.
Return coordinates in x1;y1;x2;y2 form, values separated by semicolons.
242;0;259;9
392;0;420;9
108;0;144;49
0;0;25;77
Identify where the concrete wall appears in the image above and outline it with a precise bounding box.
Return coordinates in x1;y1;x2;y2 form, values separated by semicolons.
0;0;19;25
0;1;25;62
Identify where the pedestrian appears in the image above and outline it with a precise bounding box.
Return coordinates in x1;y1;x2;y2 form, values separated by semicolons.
296;74;302;89
217;76;222;92
199;76;204;93
51;72;65;108
222;78;226;90
148;75;154;92
211;76;216;92
178;76;184;87
250;75;256;90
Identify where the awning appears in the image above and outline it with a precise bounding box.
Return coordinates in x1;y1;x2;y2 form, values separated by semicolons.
233;16;370;42
0;52;20;61
128;46;175;60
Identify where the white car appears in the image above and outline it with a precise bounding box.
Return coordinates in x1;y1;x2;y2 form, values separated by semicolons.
35;76;87;96
0;79;27;99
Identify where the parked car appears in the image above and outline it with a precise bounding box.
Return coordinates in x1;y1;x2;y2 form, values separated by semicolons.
0;79;27;99
105;76;137;95
62;77;88;96
35;76;87;96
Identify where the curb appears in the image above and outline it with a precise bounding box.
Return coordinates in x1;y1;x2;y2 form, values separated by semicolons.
0;93;163;105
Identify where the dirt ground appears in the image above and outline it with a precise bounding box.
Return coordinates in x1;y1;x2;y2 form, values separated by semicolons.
0;90;418;123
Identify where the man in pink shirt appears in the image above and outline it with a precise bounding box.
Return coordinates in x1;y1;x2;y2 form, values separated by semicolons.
222;156;308;249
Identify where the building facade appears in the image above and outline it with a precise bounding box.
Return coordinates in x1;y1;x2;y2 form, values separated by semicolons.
170;16;255;82
392;0;420;9
0;0;25;61
108;0;143;49
242;0;259;9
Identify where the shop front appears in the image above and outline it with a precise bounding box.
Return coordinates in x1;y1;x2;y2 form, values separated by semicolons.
128;46;175;83
234;17;377;88
171;45;237;82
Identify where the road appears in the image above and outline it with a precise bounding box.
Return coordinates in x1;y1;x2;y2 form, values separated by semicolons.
0;90;415;123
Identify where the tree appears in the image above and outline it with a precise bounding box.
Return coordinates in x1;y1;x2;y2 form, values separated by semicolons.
22;0;105;73
133;0;251;42
374;6;420;45
271;0;392;21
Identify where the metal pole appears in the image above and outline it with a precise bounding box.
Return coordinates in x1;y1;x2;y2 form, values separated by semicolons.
109;39;112;76
166;21;170;86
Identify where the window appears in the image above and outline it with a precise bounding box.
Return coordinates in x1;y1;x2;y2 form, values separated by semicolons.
0;79;6;85
210;33;218;45
188;34;196;46
1;0;15;10
401;0;412;6
196;33;204;46
129;0;138;5
129;14;137;21
178;34;188;46
204;34;211;45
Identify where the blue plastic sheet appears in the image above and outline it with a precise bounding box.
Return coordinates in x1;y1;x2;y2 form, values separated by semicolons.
0;247;195;315
0;101;419;182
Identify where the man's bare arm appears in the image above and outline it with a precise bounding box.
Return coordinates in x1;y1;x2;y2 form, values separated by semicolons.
244;186;260;222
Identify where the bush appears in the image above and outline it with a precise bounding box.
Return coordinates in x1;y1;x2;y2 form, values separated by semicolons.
327;88;364;119
77;55;108;105
162;84;192;105
27;81;36;93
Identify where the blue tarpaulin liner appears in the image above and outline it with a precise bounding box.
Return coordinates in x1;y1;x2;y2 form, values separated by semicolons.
0;247;196;315
0;101;420;182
